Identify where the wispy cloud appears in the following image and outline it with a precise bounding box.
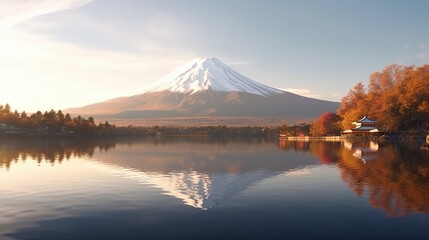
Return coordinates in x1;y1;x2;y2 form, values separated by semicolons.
419;44;429;49
0;0;93;30
283;88;321;99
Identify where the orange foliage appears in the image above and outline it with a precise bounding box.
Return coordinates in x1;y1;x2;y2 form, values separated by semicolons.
310;112;341;136
338;64;429;131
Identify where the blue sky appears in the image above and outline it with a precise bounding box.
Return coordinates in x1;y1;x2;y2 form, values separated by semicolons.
1;0;428;112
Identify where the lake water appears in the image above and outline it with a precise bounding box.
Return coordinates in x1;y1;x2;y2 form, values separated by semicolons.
1;137;428;240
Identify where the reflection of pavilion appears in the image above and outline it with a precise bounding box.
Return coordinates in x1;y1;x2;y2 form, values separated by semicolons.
338;142;429;216
343;140;379;163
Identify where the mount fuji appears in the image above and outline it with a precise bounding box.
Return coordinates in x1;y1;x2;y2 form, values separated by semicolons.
66;57;339;123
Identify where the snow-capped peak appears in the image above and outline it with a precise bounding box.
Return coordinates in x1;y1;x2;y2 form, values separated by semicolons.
141;57;284;96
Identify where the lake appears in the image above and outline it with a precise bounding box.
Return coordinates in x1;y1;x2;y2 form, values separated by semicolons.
1;137;428;240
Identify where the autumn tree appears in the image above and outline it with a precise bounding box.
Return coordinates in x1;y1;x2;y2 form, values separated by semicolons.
31;111;44;123
57;110;65;123
397;65;429;129
64;113;72;122
337;82;368;130
278;124;292;136
3;104;11;114
311;112;341;136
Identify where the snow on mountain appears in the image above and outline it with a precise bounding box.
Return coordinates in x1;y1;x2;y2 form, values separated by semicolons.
65;57;340;121
141;57;284;96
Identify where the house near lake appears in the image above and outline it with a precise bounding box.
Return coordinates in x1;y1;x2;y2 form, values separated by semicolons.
342;116;386;137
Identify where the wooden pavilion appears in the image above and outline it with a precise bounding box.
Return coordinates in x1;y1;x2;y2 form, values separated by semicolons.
342;116;386;137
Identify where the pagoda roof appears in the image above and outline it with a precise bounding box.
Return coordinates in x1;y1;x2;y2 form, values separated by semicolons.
353;116;378;124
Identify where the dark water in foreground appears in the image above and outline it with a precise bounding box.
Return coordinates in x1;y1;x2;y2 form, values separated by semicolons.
1;137;429;240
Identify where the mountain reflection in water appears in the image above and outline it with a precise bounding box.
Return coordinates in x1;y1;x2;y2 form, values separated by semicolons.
1;137;428;215
1;137;317;211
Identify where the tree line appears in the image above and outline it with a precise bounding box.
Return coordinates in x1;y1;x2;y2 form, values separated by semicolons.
0;104;115;135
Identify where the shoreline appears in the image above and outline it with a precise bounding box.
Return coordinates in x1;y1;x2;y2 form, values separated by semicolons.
1;132;427;141
282;134;427;142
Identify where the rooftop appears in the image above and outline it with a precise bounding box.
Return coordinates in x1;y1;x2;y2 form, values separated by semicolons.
354;116;378;124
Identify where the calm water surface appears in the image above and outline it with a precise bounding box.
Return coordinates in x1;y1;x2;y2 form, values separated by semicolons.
1;137;428;239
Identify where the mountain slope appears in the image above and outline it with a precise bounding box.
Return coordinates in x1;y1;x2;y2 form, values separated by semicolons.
66;57;339;121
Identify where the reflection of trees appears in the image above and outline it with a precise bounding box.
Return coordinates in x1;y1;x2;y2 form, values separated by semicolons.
338;142;429;216
279;140;429;216
278;140;341;164
0;136;274;170
278;140;309;152
0;138;117;170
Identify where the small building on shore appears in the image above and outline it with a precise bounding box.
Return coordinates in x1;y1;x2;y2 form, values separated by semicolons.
342;116;386;137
